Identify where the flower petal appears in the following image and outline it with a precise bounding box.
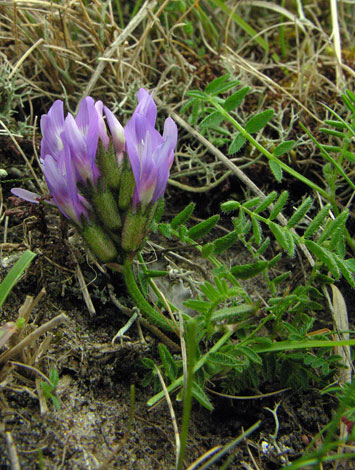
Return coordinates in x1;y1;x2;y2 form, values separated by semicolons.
11;188;42;203
104;105;125;160
40;100;65;162
95;101;110;150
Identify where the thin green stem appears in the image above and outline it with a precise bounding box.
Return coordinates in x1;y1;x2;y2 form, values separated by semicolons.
122;257;176;333
177;318;198;470
210;99;330;201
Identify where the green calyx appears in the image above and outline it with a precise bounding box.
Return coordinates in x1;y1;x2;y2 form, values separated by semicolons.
118;165;135;210
92;185;121;231
96;144;122;191
81;223;118;263
121;208;148;253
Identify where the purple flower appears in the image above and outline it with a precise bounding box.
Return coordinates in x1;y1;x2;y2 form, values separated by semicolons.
12;97;101;226
125;89;177;208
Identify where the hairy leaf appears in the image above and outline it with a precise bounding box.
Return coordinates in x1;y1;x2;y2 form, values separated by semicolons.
254;191;278;214
200;111;224;129
245;109;274;133
192;382;214;411
213;230;240;254
269;191;289;220
188;215;220;240
269;222;290;252
231;260;268;279
287;197;312;229
303;204;331;238
305;240;340;278
171;202;195;229
251;217;262;245
223;86;250;111
211;304;257;322
228;133;246;154
273;140;295;156
269;160;283;182
158;343;177;382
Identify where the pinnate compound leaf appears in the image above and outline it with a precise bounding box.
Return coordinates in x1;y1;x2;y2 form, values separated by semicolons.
170;202;195;229
188;215;220;241
223;86;250;111
228;133;246;154
304;240;340;278
200;111;224;129
231;260;268;279
245;109;274;133
269;160;283;182
273;140;295;156
287;197;312;229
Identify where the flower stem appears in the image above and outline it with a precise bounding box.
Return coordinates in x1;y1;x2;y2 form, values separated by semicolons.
122;257;176;333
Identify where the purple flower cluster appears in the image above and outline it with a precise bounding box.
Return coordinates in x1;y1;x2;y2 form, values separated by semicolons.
12;89;177;228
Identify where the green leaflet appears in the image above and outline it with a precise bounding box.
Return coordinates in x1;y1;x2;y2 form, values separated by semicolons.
269;191;289;220
223;86;250;112
304;240;340;278
192;382;214;411
170;202;195;229
228;133;246;154
245;109;274;133
200;111;224;129
187;215;220;241
213;230;239;254
208;352;244;367
158;343;178;382
251;217;262;245
318;210;349;245
205;74;239;95
211;305;257;322
303;204;331;238
254;191;278;213
230;261;268;279
269;222;290;253
269;160;283;182
237;346;262;365
287;197;312;229
273;140;295;157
